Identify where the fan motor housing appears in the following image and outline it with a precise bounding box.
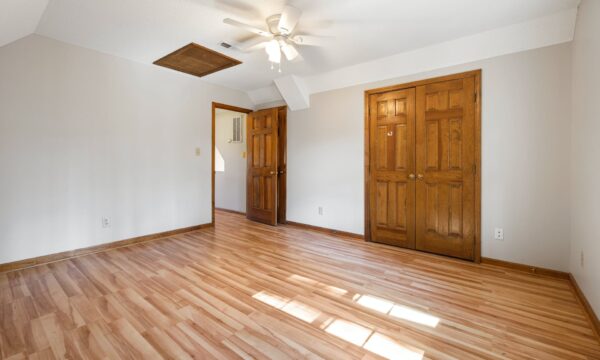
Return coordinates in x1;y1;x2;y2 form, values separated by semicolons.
266;14;282;35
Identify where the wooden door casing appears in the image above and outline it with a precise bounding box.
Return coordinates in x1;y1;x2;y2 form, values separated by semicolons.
365;70;481;262
368;88;416;248
415;77;477;260
246;108;279;225
277;107;287;224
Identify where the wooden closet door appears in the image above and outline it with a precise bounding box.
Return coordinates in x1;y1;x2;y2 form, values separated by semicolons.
247;108;278;225
415;76;476;260
369;89;416;248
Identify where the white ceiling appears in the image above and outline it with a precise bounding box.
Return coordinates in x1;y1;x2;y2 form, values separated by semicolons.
4;0;580;93
0;0;48;48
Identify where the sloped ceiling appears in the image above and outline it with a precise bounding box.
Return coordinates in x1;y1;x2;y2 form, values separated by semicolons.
0;0;48;47
2;0;581;105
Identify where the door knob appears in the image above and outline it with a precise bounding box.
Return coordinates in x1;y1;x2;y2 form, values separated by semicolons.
408;174;416;180
270;171;276;175
417;174;424;179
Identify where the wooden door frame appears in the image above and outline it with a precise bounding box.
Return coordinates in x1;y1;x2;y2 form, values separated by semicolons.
211;102;253;225
211;103;288;225
363;69;482;262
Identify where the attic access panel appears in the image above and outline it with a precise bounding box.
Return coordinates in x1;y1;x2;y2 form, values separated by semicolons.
153;43;241;78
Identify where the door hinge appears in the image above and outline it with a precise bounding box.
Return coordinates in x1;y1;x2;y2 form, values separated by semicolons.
472;164;477;175
474;91;478;103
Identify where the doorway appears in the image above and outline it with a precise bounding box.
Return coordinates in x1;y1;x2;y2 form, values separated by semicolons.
364;70;481;261
214;105;249;217
212;103;287;226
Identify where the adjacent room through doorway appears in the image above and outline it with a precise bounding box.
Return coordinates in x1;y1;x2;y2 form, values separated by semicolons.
214;107;248;215
212;103;287;226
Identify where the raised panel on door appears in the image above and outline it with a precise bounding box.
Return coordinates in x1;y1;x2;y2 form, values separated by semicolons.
247;108;278;225
369;89;416;248
415;77;476;260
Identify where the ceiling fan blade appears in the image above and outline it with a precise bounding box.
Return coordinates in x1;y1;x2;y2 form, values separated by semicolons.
281;43;299;61
278;5;302;35
230;37;269;52
223;18;272;37
289;34;327;46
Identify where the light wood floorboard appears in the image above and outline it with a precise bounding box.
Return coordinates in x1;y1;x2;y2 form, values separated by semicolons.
1;210;599;359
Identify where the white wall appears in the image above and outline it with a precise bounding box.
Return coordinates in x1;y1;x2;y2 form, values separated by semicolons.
287;43;572;271
0;35;253;264
570;0;600;314
215;109;247;213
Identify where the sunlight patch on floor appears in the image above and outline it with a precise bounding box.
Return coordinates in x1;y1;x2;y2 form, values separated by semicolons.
364;332;425;360
355;293;394;313
253;290;288;308
281;300;321;323
354;294;440;328
389;303;440;328
253;289;425;360
324;318;424;360
324;319;372;346
252;291;321;323
287;274;441;328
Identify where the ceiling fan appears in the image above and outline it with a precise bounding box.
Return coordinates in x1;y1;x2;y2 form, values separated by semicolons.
223;5;324;71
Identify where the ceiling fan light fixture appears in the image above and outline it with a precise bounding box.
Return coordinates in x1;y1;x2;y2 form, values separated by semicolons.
223;4;312;69
268;52;281;64
281;43;299;61
265;39;281;64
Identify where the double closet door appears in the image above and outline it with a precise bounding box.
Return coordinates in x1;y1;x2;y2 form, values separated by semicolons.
367;72;480;260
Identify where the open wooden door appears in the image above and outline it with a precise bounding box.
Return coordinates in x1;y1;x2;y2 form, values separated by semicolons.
246;108;279;225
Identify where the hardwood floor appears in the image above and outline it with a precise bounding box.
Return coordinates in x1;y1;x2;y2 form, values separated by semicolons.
1;211;599;359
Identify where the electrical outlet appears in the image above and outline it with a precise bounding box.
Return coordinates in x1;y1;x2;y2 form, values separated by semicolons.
581;251;584;268
494;228;504;241
318;206;323;216
102;217;111;228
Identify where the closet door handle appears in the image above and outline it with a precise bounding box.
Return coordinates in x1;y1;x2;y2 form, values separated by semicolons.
417;174;424;179
408;174;416;180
